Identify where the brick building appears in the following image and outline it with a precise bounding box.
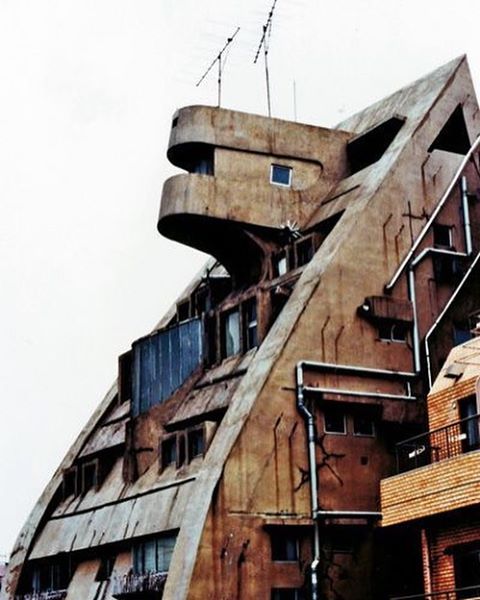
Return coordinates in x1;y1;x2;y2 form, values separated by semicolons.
3;56;480;599
381;336;480;598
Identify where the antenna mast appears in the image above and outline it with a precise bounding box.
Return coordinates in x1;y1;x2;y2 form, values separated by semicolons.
196;27;240;107
254;0;278;117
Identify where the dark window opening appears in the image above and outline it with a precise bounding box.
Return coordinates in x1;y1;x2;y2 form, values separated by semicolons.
271;589;304;600
433;223;453;249
192;157;214;175
172;116;178;128
221;309;241;358
295;237;315;267
453;324;473;347
62;467;78;500
454;544;480;598
177;300;191;322
428;104;471;155
187;427;205;460
96;556;115;582
118;351;132;404
271;164;292;187
133;535;177;575
160;435;178;471
353;413;375;437
378;321;409;343
243;299;258;350
270;530;299;561
31;557;74;594
434;255;464;284
194;287;209;315
347;115;405;174
459;396;480;453
324;406;346;434
81;459;99;494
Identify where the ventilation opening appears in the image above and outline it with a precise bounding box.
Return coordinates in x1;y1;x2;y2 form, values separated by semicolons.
428;104;470;154
347;115;405;174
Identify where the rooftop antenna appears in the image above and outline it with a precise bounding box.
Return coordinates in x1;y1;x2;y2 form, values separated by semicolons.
196;27;241;107
254;0;278;117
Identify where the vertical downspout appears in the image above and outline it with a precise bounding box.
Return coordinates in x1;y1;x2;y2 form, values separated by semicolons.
461;175;473;255
425;177;474;386
296;362;320;600
408;268;421;373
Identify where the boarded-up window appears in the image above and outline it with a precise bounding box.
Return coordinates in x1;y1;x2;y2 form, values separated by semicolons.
132;318;204;417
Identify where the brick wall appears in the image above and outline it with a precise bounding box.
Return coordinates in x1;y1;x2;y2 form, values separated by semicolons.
381;450;480;526
426;519;480;592
427;378;476;430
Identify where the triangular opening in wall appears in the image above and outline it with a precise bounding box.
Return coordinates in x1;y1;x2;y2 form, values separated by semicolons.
428;104;471;154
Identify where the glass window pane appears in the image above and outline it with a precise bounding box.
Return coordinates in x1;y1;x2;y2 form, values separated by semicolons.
271;164;292;186
143;539;157;573
353;414;375;436
223;310;240;357
324;407;346;434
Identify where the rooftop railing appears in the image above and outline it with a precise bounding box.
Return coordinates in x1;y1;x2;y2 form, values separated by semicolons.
391;584;480;599
396;413;480;473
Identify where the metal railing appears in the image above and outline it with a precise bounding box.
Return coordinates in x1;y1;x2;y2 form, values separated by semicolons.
112;571;167;597
396;414;480;473
391;584;480;599
15;592;68;600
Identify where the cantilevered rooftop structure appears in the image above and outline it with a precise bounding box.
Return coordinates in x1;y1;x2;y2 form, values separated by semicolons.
4;55;480;600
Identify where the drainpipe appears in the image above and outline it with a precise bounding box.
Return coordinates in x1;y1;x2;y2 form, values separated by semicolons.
385;135;480;293
295;360;417;599
296;362;320;600
407;174;475;382
424;249;480;386
461;175;473;255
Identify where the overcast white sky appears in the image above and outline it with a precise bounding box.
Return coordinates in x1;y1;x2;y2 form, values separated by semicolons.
1;0;479;556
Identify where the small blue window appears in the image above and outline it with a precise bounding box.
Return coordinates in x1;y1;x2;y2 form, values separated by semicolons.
271;164;292;187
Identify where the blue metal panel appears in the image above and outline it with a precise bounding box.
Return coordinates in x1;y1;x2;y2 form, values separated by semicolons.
131;318;204;417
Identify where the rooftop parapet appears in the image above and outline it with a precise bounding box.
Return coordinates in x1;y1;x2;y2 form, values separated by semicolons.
159;106;352;282
166;105;351;175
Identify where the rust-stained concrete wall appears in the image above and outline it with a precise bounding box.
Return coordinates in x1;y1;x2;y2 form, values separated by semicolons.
7;56;480;600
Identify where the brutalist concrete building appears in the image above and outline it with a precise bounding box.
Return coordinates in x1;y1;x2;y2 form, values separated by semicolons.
4;55;480;600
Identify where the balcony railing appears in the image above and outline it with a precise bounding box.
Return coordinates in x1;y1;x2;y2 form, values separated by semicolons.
15;592;68;600
112;572;167;599
391;584;480;599
396;413;480;473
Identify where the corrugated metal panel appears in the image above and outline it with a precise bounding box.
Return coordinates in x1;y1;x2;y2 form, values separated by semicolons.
132;319;204;417
29;479;194;559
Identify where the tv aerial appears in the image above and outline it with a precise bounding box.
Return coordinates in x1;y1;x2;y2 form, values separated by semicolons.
196;26;241;107
254;0;278;117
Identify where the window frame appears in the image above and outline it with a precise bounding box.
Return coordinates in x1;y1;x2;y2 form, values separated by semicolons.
220;308;241;359
433;223;453;249
187;425;206;462
323;406;347;435
270;164;293;187
378;321;409;343
352;413;376;438
81;458;100;495
270;529;300;562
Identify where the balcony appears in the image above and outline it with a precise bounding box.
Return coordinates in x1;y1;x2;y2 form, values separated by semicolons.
111;572;167;599
381;414;480;526
15;592;67;600
391;584;480;599
396;414;480;473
